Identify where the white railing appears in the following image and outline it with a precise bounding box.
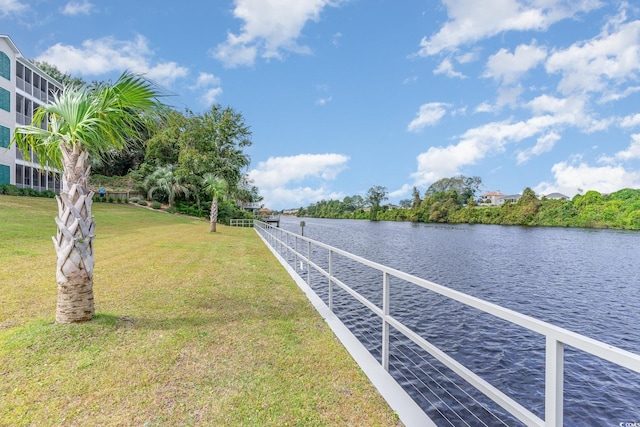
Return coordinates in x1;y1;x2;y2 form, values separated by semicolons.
230;218;254;227
254;220;640;426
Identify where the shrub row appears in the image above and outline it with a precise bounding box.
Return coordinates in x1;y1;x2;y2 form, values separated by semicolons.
0;184;56;198
94;196;129;204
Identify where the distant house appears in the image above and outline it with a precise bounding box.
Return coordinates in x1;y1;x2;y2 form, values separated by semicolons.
544;192;569;200
479;191;506;206
498;194;521;205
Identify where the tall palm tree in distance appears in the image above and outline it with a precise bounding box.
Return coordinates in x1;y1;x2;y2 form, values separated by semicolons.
13;72;164;323
203;174;228;232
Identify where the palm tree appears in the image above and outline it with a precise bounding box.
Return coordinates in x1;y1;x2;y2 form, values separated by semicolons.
145;165;189;206
203;174;228;232
13;72;164;323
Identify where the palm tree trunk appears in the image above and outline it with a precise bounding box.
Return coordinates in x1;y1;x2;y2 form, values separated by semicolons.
53;144;95;323
210;198;218;232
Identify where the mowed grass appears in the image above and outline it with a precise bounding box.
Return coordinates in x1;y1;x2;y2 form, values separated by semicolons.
0;196;400;426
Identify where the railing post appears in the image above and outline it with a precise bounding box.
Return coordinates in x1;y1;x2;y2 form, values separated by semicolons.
545;335;564;427
382;271;390;371
328;250;334;312
294;236;298;272
307;240;311;285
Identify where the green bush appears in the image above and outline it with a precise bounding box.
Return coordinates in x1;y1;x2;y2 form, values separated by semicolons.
0;184;23;196
151;201;162;209
175;202;206;218
0;185;59;198
137;200;148;206
20;188;39;197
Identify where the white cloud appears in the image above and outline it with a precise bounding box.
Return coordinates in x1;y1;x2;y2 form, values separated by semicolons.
433;58;465;78
456;51;479;64
621;113;640;128
475;102;495;113
613;134;640;161
0;0;27;16
332;32;342;47
36;35;188;87
407;102;449;132
190;72;223;106
145;61;190;88
212;0;341;68
525;94;608;131
484;43;547;84
409;95;601;187
61;1;95;16
406;78;623;190
599;85;640;103
496;84;523;107
535;160;640;197
247;153;349;209
545;18;640;96
516;131;560;164
412;138;486;186
316;96;332;106
416;0;602;56
389;183;414;199
260;186;345;210
403;75;418;85
201;87;223;106
194;72;221;88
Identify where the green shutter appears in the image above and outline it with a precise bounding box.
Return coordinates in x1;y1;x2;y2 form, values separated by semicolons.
0;52;9;80
0;87;9;112
0;125;9;148
0;164;10;185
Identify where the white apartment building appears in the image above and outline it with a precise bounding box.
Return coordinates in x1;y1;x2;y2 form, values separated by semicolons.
0;34;62;192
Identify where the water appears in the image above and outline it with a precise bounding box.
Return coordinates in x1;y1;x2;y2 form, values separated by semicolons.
278;217;640;426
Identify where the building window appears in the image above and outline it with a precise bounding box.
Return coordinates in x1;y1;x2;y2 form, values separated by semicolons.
0;164;9;185
0;87;9;112
0;52;9;80
16;62;24;91
15;164;23;185
23;165;30;185
0;125;9;148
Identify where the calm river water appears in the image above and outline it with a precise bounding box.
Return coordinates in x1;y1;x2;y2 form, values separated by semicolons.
278;217;640;426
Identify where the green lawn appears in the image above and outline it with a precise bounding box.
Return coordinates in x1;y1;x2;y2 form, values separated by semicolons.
0;196;400;426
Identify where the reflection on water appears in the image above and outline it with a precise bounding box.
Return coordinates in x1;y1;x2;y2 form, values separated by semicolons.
278;217;640;426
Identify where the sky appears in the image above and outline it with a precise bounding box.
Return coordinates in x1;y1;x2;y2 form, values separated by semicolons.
3;0;640;210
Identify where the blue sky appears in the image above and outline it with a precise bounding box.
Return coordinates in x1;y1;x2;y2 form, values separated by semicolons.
3;0;640;210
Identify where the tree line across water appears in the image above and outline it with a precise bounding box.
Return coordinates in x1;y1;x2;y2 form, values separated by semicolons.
294;176;640;230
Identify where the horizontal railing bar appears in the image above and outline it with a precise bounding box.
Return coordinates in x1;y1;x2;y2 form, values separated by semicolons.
388;315;544;427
